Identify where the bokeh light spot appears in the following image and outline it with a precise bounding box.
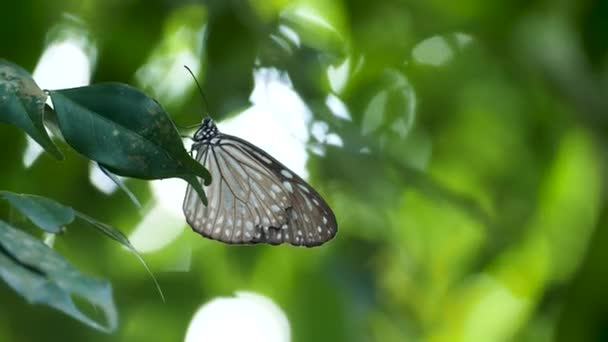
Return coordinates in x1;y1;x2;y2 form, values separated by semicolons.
185;291;290;342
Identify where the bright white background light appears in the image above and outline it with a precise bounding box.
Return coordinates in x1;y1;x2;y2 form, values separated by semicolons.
33;39;92;90
184;291;291;342
129;178;189;254
25;34;94;168
219;67;311;178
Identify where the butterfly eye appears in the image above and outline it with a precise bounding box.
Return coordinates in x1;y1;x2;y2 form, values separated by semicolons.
183;120;337;247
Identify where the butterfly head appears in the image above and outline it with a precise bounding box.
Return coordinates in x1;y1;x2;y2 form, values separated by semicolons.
194;117;219;143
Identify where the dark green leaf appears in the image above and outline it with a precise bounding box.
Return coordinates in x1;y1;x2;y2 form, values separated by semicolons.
0;220;117;332
0;191;162;299
75;211;164;301
0;191;75;233
0;59;63;160
48;83;210;203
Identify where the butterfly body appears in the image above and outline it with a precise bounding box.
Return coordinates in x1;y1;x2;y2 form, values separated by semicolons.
183;118;337;247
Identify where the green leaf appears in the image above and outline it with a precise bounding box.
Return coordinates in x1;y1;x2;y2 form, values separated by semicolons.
361;69;416;137
0;59;63;160
48;83;210;203
280;0;348;59
361;90;388;136
0;191;162;300
0;220;117;332
0;191;75;233
75;211;164;302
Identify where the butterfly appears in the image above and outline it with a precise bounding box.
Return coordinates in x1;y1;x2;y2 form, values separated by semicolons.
183;117;338;247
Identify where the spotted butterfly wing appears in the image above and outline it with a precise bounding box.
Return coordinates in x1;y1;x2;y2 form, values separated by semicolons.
183;118;337;247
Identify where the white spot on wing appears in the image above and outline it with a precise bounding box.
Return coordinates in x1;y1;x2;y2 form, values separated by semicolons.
305;196;314;211
298;184;310;193
281;170;293;179
253;150;272;164
282;181;293;193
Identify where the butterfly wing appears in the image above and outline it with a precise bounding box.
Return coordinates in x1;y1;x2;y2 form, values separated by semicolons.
183;134;337;247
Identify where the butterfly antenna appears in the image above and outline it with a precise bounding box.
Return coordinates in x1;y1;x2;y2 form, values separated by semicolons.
184;65;210;119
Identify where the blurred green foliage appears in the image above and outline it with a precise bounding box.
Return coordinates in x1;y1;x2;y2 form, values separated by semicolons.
1;0;608;341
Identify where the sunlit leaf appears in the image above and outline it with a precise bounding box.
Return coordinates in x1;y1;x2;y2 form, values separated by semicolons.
361;69;416;138
361;90;388;136
0;59;63;160
0;220;117;332
280;0;348;58
0;191;74;233
48;83;210;204
135;4;208;107
412;35;455;67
